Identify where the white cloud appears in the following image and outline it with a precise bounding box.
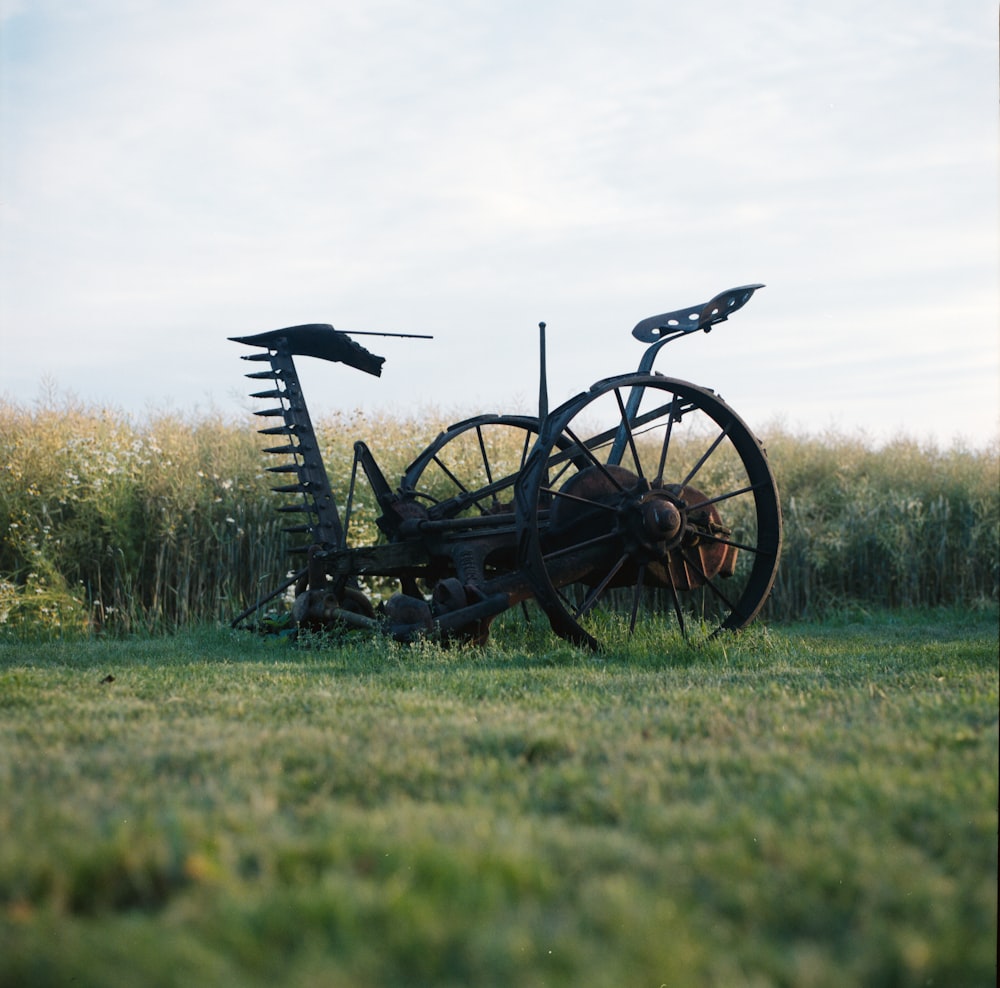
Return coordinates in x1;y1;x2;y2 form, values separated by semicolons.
0;0;996;447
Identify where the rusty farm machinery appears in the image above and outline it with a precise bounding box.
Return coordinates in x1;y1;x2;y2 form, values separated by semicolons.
230;284;782;650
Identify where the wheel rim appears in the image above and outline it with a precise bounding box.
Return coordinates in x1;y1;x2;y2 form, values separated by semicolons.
515;375;782;649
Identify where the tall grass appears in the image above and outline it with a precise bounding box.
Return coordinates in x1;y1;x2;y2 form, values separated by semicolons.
1;396;997;636
765;429;1000;618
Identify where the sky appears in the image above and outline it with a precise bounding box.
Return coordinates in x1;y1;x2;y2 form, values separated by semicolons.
1;0;997;449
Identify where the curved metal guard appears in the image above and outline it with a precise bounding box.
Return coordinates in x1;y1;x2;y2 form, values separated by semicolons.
231;324;385;377
631;284;764;342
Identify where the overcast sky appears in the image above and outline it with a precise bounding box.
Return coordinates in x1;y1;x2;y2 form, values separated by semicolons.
1;0;997;448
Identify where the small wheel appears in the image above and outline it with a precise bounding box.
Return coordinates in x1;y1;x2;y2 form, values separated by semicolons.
515;374;782;649
399;414;552;520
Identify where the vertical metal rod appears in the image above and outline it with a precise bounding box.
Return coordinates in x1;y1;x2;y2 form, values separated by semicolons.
537;322;548;423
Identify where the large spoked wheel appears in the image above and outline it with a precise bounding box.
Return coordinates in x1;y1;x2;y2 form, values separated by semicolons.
515;374;782;650
400;414;571;521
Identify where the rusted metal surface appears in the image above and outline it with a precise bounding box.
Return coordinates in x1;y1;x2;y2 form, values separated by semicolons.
231;286;781;650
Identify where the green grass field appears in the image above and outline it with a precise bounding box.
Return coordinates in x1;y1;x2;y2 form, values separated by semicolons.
1;608;996;987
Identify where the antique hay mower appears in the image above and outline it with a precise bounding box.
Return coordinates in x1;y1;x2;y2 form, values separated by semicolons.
230;285;782;649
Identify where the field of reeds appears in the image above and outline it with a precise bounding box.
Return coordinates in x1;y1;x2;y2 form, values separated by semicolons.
1;395;997;637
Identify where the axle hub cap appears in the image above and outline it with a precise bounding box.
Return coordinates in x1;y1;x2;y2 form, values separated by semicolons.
640;496;682;543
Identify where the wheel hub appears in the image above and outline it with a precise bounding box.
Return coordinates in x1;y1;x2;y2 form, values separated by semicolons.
549;466;736;590
638;493;683;544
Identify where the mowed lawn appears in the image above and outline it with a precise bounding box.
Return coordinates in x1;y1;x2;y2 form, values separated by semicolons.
1;609;997;988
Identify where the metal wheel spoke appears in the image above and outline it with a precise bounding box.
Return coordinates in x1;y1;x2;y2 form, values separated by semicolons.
654;401;677;486
545;459;576;490
700;532;775;557
475;426;496;490
542;485;621;513
679;549;738;611
697;532;772;556
574;554;630;619
613;388;645;480
563;425;632;490
432;455;474;499
541;529;619;563
668;577;687;638
542;400;677;473
433;472;522;516
628;565;646;633
679;423;732;488
683;481;768;512
554;582;582;614
519;430;532;471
